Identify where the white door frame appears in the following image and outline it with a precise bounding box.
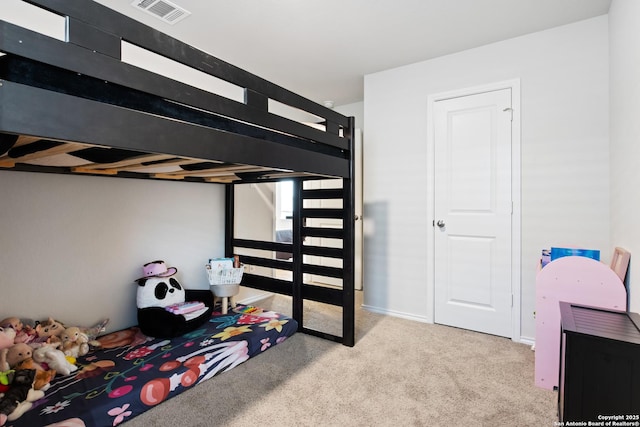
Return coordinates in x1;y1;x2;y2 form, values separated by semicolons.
426;79;522;342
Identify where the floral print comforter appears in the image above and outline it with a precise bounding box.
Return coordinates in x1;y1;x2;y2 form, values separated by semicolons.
9;306;297;427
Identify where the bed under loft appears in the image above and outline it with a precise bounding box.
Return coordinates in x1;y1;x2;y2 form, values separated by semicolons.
0;0;355;346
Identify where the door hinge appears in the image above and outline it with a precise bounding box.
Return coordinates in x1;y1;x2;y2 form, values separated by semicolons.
503;107;513;121
511;294;514;307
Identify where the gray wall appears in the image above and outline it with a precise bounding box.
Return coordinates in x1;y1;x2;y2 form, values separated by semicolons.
609;0;640;312
363;16;610;341
0;171;225;332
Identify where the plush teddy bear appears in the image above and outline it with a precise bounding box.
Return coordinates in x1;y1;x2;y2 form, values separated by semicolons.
0;343;55;390
135;260;213;338
0;368;45;426
32;344;77;377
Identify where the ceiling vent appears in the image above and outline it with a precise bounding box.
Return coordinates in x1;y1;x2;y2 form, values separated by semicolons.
131;0;191;25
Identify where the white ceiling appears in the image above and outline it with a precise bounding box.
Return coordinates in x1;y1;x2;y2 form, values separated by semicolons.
95;0;611;107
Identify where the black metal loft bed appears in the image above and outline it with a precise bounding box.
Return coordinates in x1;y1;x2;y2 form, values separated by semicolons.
0;0;355;346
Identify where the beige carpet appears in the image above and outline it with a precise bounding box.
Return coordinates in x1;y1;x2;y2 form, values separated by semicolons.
125;292;557;427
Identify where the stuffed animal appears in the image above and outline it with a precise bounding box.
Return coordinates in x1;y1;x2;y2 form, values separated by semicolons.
0;343;54;390
32;344;77;377
136;260;184;309
0;343;38;372
60;327;92;358
0;370;12;394
0;318;35;345
0;328;16;352
81;318;110;342
33;317;65;346
13;360;54;391
0;318;20;331
135;260;213;338
0;368;45;426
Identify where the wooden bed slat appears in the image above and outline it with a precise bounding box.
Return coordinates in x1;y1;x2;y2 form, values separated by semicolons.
120;158;211;171
14;135;46;147
204;176;241;183
72;153;176;172
0;142;89;167
72;168;118;176
152;165;267;179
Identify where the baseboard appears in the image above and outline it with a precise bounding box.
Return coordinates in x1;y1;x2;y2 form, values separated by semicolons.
362;304;537;348
237;291;273;306
519;336;535;347
361;304;432;324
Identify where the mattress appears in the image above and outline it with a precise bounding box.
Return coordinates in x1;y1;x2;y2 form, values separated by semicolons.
9;306;297;427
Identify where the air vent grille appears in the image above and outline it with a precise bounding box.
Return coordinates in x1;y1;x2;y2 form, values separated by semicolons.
131;0;191;25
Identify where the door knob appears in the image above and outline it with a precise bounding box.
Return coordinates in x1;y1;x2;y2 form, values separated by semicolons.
436;220;445;228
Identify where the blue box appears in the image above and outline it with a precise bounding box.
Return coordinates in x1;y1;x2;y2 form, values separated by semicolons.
550;247;600;261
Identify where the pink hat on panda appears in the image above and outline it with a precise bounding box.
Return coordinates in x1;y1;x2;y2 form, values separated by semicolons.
137;260;177;281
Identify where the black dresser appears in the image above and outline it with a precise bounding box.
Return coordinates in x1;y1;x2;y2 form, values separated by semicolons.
558;302;640;422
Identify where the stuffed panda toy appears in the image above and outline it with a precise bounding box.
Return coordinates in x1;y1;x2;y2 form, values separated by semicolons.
135;260;213;338
136;275;185;309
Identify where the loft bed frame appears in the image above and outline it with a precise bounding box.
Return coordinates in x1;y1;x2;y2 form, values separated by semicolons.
0;0;355;346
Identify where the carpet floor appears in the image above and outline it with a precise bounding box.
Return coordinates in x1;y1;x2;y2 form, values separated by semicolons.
124;291;557;426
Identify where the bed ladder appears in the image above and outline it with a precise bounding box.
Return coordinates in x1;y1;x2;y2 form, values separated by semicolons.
225;174;355;347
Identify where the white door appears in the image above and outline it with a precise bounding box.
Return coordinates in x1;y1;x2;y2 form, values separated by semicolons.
433;89;513;337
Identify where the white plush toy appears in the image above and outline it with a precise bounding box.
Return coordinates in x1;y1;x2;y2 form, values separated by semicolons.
136;261;185;309
134;260;213;338
32;344;78;377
